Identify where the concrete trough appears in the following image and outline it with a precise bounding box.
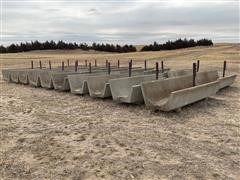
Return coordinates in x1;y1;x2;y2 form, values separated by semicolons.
109;74;165;104
141;70;220;111
166;69;192;78
67;67;145;95
40;65;141;90
218;75;237;90
87;69;161;98
2;68;31;83
2;69;13;82
52;66;140;91
39;68;87;89
30;65;109;89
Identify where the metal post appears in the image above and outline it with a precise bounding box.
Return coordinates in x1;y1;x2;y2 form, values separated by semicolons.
197;60;200;72
67;59;69;67
95;59;97;67
156;62;159;80
89;62;92;73
117;60;120;68
161;61;164;73
144;60;147;71
223;61;226;77
49;60;51;70
31;61;33;69
108;62;111;75
62;61;64;71
129;61;132;77
39;61;42;69
193;63;196;87
85;60;87;67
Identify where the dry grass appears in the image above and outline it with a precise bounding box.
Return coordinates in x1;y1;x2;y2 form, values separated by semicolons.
0;44;240;179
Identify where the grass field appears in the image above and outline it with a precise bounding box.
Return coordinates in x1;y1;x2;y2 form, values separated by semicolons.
0;44;240;179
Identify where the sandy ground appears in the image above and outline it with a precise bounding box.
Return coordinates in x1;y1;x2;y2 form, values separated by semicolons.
0;44;240;179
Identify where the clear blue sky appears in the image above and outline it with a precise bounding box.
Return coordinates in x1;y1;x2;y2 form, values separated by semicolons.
1;0;239;45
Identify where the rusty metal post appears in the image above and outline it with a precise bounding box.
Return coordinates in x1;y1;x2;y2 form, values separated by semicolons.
156;62;159;80
144;60;147;71
31;61;33;69
161;61;164;73
108;62;111;75
197;60;200;72
49;60;51;70
117;60;120;68
223;61;226;77
129;61;132;77
39;61;42;69
62;61;64;71
85;60;87;67
95;59;97;67
193;63;196;87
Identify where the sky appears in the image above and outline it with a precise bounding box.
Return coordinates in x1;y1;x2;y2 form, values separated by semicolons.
1;0;239;45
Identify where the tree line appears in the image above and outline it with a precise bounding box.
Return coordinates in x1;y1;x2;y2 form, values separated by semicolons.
141;38;213;51
0;38;213;54
0;40;137;53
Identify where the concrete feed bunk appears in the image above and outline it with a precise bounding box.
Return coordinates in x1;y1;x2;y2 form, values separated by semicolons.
28;69;48;87
68;74;91;95
218;75;237;90
51;71;88;91
87;69;159;98
87;74;125;98
109;74;165;104
67;67;144;95
109;69;191;104
141;70;221;111
167;69;192;78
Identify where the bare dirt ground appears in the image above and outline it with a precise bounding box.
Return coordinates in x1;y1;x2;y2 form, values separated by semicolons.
0;44;240;179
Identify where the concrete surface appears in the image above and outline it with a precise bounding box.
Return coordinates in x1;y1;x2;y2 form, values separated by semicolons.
141;71;220;111
87;68;161;98
2;69;12;82
218;75;237;90
167;69;192;78
110;74;164;104
67;67;144;95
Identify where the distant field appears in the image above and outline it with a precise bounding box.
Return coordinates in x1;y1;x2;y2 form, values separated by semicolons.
1;43;240;71
0;43;240;179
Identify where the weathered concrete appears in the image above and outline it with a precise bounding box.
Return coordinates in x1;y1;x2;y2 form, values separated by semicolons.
39;69;87;89
67;67;144;95
110;74;165;104
51;71;86;91
87;69;160;98
88;74;124;98
218;75;237;90
39;66;141;90
141;71;220;111
2;68;31;83
52;67;133;91
167;69;192;78
2;69;12;81
9;70;21;83
28;69;48;87
68;74;91;94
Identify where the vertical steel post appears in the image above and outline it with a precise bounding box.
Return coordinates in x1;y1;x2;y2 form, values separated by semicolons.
193;63;197;87
156;62;159;80
223;61;226;77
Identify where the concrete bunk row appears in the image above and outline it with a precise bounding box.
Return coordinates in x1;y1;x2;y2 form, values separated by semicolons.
2;61;237;111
